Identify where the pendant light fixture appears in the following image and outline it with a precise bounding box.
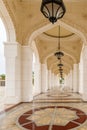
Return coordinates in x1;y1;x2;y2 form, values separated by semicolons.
40;0;66;24
54;25;64;60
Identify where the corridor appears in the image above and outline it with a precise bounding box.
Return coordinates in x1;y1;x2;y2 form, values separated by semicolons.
0;0;87;130
0;88;87;130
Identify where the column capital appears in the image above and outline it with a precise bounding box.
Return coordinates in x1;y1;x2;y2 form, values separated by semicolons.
73;64;79;71
82;46;87;59
22;46;33;60
4;42;21;58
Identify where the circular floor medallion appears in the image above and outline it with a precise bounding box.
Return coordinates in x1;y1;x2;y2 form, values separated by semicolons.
17;106;87;130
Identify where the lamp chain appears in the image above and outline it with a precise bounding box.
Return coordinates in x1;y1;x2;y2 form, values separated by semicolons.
60;58;61;64
58;25;60;50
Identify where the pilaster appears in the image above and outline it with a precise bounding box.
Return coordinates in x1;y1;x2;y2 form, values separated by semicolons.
82;46;87;101
48;70;51;90
34;62;41;95
41;63;48;92
51;73;54;88
4;42;21;104
73;64;79;92
21;46;33;102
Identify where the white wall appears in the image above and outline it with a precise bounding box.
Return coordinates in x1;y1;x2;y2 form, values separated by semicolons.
79;54;83;94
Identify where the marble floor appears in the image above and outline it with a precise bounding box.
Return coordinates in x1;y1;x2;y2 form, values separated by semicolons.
0;89;87;130
34;89;82;103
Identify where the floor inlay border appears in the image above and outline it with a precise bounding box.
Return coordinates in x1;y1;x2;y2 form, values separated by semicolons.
17;106;87;130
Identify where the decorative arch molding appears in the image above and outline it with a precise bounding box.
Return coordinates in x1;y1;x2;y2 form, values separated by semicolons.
59;20;87;45
41;47;76;64
38;31;77;42
28;19;86;47
30;40;40;63
0;0;16;42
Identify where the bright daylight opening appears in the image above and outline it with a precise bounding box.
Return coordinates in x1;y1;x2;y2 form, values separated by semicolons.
0;18;7;99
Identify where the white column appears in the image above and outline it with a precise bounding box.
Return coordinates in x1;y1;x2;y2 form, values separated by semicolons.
54;75;58;88
54;75;56;87
51;73;54;88
55;76;57;87
66;73;70;88
50;72;53;89
79;56;83;94
53;74;55;88
39;63;41;93
53;73;55;88
66;74;68;87
56;76;58;87
69;70;73;90
57;75;60;87
21;46;33;102
41;64;48;93
48;70;51;90
47;69;48;90
82;46;87;101
73;64;79;92
68;73;70;89
82;59;87;101
34;62;41;95
4;42;21;104
64;74;67;87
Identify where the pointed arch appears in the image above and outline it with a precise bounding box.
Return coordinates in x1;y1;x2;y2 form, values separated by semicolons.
28;20;86;46
0;0;16;42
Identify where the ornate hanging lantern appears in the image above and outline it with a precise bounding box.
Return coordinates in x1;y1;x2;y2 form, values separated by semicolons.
40;0;66;24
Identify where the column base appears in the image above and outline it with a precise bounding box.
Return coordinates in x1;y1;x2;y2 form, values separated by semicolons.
0;97;5;111
82;94;87;101
5;96;22;104
22;96;33;102
41;89;47;93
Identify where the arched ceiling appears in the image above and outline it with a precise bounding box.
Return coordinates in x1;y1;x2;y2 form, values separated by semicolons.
47;54;74;69
50;59;71;75
51;61;71;72
3;0;86;76
52;64;70;74
36;33;82;62
49;60;72;71
35;31;82;76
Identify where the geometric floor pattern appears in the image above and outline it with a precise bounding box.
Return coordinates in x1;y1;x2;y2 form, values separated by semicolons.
18;106;87;130
34;89;82;103
0;102;87;130
1;89;87;130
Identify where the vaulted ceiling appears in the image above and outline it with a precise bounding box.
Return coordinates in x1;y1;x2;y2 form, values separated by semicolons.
3;0;87;76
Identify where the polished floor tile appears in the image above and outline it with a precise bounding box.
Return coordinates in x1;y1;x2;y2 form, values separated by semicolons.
0;89;87;130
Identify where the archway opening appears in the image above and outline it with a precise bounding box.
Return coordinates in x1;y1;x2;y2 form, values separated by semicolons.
0;18;7;100
32;52;36;95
